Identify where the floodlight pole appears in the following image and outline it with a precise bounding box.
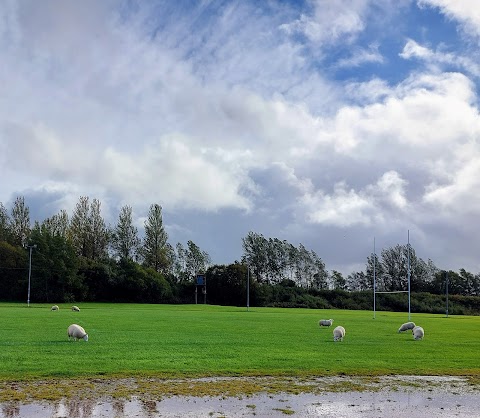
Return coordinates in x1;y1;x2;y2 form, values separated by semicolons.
27;244;36;307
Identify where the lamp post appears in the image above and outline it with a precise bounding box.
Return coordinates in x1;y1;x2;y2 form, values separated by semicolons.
27;244;36;307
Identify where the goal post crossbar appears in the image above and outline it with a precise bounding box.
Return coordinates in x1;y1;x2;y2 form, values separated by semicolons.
375;290;409;294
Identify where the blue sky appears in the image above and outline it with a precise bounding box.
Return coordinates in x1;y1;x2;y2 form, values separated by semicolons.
1;0;480;276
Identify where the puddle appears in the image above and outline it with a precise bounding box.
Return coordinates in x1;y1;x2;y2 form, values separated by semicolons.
1;376;479;417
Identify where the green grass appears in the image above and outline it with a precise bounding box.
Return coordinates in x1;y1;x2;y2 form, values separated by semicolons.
0;303;479;380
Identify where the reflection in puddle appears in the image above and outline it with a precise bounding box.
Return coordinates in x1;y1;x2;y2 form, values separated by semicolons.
1;403;19;418
1;390;480;418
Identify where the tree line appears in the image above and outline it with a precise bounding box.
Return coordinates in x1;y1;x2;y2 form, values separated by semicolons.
1;196;480;310
0;196;210;303
241;232;480;297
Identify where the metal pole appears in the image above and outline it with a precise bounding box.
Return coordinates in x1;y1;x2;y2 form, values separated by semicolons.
247;265;250;312
373;237;376;319
407;230;411;321
27;244;36;307
446;271;449;317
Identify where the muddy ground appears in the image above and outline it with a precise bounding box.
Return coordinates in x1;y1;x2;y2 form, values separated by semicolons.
1;375;479;417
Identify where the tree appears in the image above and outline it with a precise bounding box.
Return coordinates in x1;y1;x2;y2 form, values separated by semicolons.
365;252;381;290
378;244;436;293
69;196;91;257
111;205;140;260
29;223;80;302
90;198;109;260
242;231;268;283
185;240;211;279
69;196;108;260
142;204;169;272
346;271;369;291
308;249;328;290
459;269;480;296
9;196;30;247
173;242;189;282
42;210;69;237
0;241;28;301
292;244;327;289
380;244;407;291
206;263;250;306
331;270;346;290
0;202;10;242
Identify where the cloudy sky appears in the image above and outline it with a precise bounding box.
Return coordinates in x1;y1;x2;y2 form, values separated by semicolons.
1;0;480;276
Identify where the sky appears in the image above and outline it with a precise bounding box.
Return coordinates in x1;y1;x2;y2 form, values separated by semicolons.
1;0;480;277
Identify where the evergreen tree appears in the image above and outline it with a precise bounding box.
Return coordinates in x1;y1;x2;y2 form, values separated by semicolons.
142;204;169;272
69;196;91;257
90;198;109;260
69;196;108;260
42;209;69;237
111;205;140;260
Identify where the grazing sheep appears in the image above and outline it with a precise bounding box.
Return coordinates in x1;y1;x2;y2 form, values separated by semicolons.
318;319;334;327
333;325;346;342
412;326;424;340
51;305;59;311
398;321;416;333
67;324;88;342
71;305;80;312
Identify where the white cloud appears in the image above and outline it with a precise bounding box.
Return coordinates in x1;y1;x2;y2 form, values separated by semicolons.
289;71;480;233
102;136;254;211
324;72;479;158
400;39;434;60
423;144;480;214
280;0;370;45
335;44;384;68
2;0;480;274
303;181;375;227
418;0;480;38
400;39;480;77
370;171;408;210
344;78;391;104
300;171;408;228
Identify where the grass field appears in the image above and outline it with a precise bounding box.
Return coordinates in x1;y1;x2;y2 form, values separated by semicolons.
1;303;479;381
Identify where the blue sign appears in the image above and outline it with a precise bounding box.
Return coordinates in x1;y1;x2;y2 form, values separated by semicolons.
196;275;205;285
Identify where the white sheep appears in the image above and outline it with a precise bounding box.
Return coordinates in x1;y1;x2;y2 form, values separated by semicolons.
412;326;424;340
68;324;89;342
51;305;59;311
71;305;80;312
333;325;346;342
398;321;416;333
318;319;334;327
